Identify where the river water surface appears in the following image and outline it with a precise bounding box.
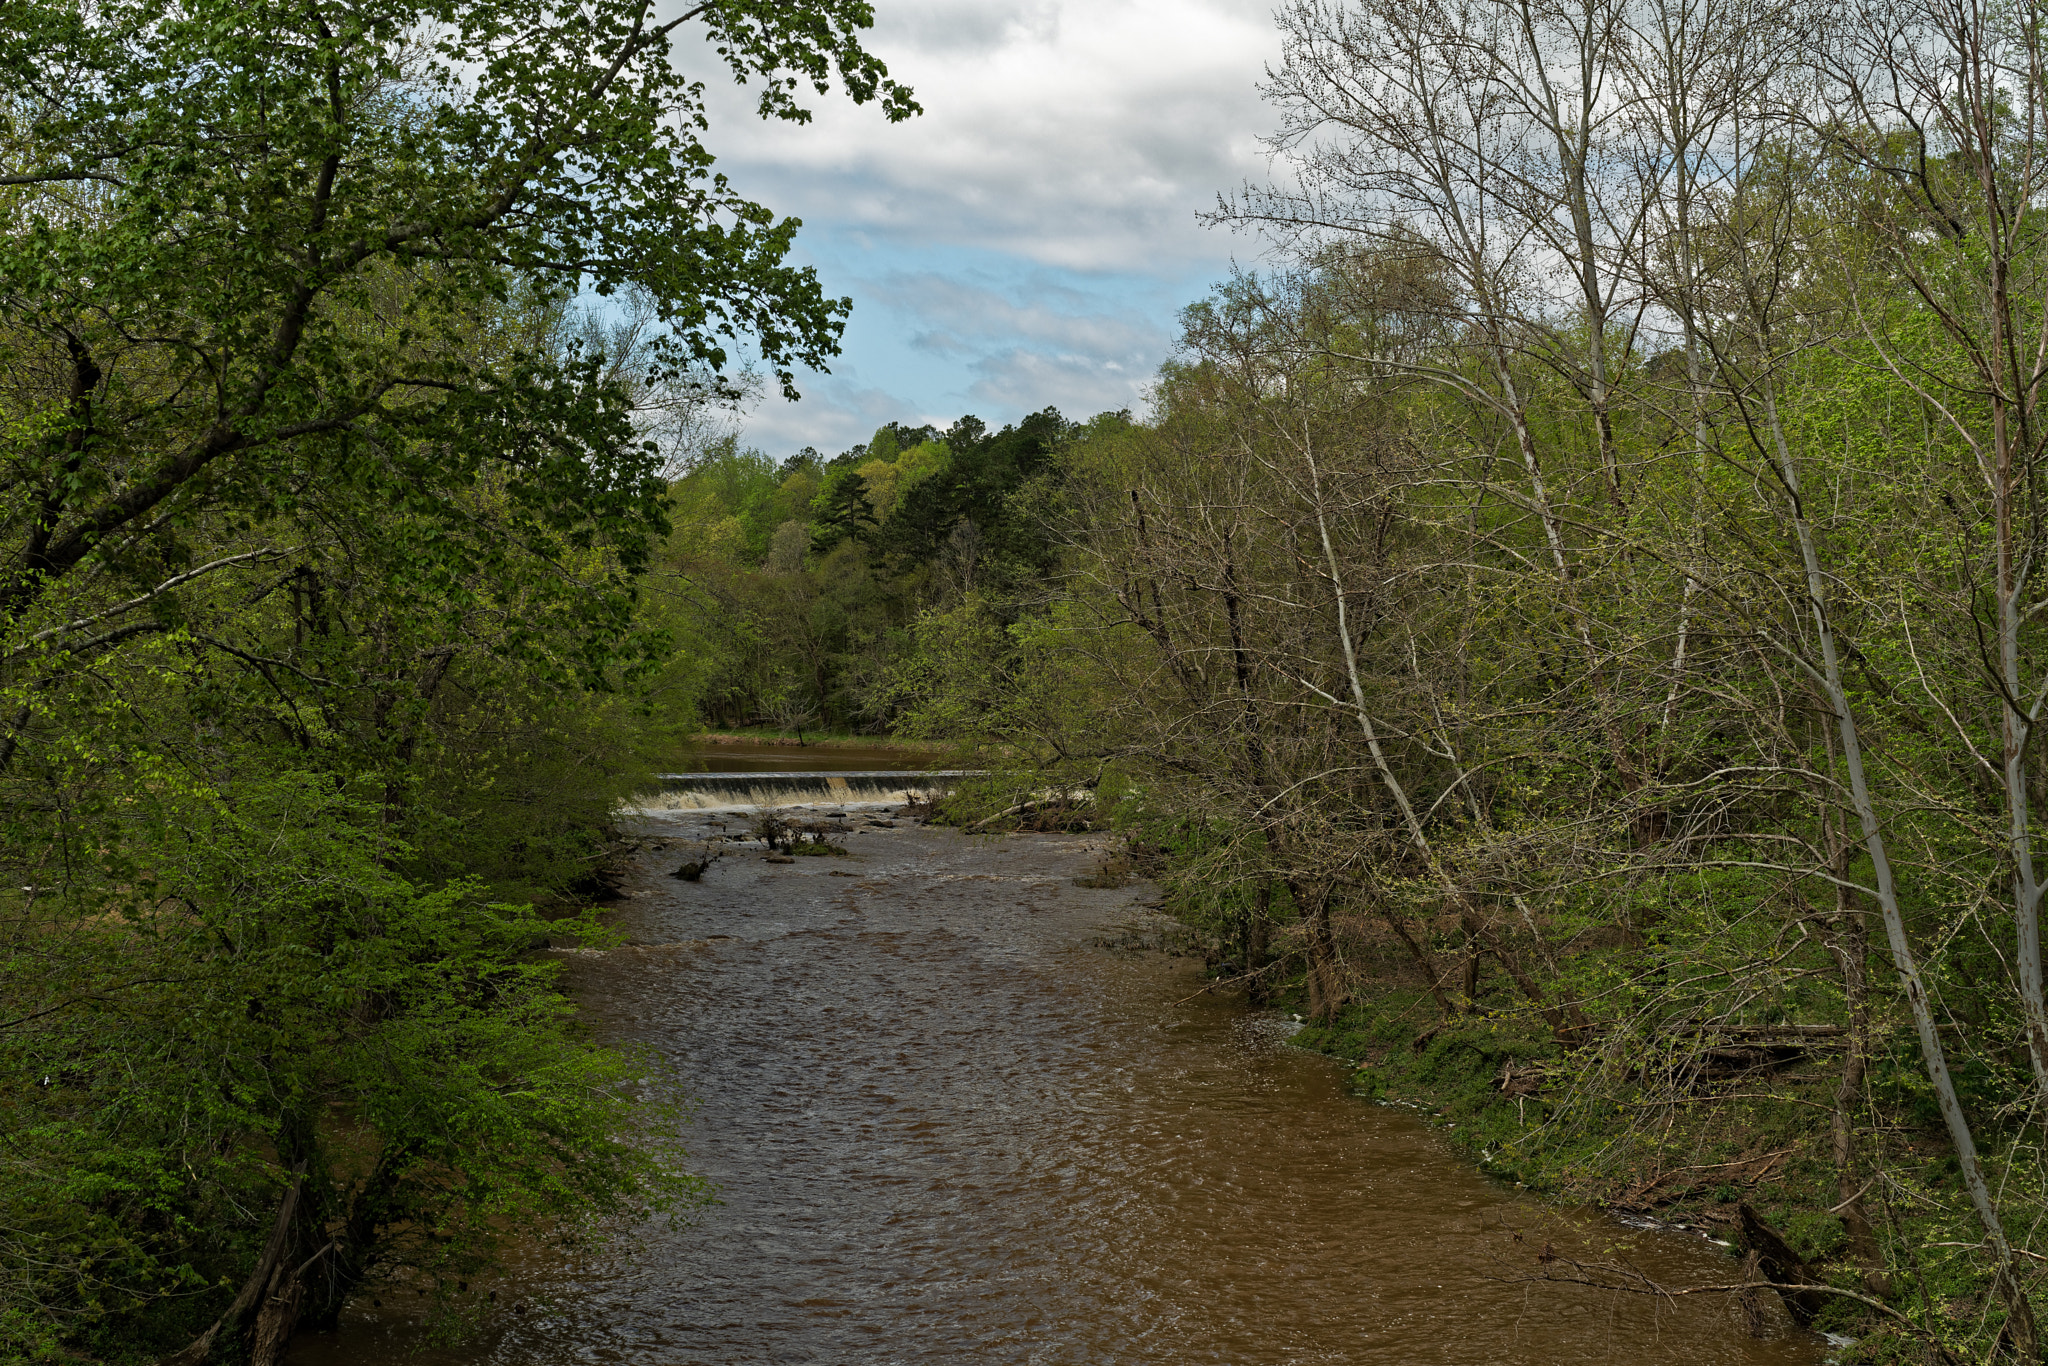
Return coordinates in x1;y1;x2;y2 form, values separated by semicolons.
290;811;1822;1366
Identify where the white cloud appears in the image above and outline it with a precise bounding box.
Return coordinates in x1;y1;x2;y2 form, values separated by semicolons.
689;0;1281;272
673;0;1282;448
965;347;1153;415
870;270;1172;417
871;271;1168;360
737;375;944;455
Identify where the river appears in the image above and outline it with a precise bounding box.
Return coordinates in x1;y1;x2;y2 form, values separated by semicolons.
288;804;1823;1365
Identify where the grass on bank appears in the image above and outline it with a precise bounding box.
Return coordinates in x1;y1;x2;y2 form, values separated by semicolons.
1276;976;2019;1361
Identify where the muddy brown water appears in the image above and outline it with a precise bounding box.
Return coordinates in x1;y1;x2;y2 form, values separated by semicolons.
289;815;1823;1366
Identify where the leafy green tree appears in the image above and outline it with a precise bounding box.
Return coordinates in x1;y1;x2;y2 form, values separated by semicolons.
0;0;915;1360
877;409;1067;581
809;468;877;552
0;0;912;640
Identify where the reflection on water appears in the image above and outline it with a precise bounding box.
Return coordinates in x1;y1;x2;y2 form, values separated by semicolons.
288;818;1820;1366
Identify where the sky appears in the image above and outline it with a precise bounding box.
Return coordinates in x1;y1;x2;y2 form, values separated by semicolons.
680;0;1285;458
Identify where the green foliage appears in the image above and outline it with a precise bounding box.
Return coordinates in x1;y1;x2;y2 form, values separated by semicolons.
658;408;1083;734
4;766;703;1360
0;0;917;1357
809;468;878;552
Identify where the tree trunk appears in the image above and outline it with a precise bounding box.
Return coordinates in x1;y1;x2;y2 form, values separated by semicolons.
247;1257;308;1366
1294;879;1345;1023
1738;1203;1829;1327
157;1164;307;1366
1241;880;1274;1005
1460;929;1482;1009
1767;387;2038;1360
1464;912;1585;1044
1826;830;1890;1296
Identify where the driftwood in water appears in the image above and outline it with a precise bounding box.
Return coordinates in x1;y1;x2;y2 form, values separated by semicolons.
671;852;717;881
966;797;1096;832
967;799;1041;830
670;839;725;881
1738;1202;1829;1327
752;813;835;852
158;1163;307;1366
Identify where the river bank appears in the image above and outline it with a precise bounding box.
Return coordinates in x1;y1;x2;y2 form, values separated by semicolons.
288;814;1821;1365
903;767;2003;1366
1233;946;1955;1362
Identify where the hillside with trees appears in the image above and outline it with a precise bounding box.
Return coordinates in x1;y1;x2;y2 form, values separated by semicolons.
652;409;1069;736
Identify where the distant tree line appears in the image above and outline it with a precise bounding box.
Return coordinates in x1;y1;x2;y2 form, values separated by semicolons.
654;408;1069;735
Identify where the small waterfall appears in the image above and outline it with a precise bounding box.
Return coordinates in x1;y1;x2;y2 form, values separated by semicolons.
629;770;982;811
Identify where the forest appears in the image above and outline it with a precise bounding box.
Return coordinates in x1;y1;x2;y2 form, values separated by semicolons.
14;0;2048;1359
654;408;1070;737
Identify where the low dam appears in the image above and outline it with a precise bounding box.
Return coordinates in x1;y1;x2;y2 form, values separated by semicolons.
628;739;981;810
642;769;981;809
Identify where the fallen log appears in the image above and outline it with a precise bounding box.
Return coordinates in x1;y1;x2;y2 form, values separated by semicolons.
159;1162;306;1366
1693;1024;1846;1038
1617;1149;1792;1209
968;799;1044;830
1739;1202;1829;1327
